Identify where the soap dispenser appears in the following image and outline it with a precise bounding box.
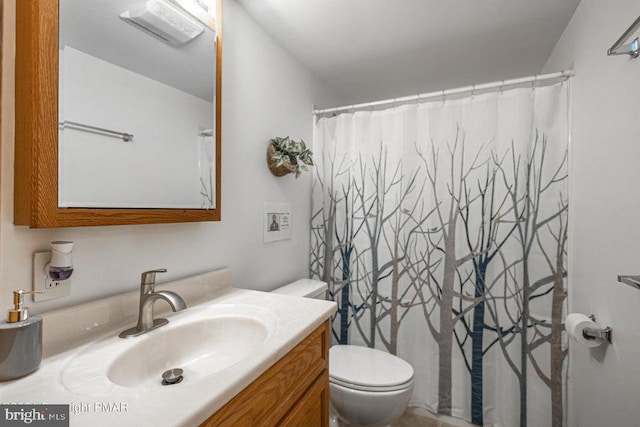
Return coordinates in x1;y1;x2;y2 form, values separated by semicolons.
0;290;44;381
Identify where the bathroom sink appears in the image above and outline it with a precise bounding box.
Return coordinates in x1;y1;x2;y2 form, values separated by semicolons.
61;304;276;395
109;316;268;388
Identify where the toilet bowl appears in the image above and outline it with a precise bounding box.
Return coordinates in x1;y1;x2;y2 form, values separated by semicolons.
329;344;414;426
272;279;414;426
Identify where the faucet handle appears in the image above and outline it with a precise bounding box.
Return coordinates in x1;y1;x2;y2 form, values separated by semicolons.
141;269;167;286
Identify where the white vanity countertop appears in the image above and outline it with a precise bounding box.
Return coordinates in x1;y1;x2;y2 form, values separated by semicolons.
0;268;336;426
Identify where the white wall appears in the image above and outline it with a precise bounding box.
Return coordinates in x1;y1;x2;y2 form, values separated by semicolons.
0;0;342;314
60;47;212;208
543;1;640;426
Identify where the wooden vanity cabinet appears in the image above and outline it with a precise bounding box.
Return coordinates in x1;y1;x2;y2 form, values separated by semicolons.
201;322;330;427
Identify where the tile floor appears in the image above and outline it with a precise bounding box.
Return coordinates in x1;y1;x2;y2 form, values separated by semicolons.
392;410;474;427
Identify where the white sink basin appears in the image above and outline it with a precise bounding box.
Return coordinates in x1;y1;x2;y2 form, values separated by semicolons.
61;304;276;395
109;316;268;388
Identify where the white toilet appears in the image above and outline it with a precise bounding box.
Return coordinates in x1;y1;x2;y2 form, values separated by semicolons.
272;279;414;427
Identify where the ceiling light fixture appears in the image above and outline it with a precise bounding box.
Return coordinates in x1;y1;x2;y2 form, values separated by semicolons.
120;0;205;46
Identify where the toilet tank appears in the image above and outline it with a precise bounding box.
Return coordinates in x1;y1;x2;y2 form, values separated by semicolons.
271;279;327;299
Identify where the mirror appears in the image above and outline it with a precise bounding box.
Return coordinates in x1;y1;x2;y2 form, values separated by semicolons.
14;0;221;228
59;0;217;209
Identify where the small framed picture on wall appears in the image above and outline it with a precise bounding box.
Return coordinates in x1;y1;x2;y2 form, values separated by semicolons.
264;202;292;243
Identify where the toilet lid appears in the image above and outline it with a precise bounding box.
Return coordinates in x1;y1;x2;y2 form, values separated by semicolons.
329;345;414;390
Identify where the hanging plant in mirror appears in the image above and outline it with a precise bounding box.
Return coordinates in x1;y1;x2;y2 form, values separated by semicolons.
267;137;313;178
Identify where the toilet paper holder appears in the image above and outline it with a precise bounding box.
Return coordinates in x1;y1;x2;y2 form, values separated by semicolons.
582;315;612;343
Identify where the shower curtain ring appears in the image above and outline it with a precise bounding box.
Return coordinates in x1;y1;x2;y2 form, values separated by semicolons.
471;84;476;99
441;89;446;104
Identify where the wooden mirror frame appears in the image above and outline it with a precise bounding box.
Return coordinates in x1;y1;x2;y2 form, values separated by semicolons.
14;0;222;228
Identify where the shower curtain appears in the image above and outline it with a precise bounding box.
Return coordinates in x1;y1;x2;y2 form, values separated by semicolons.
198;132;216;209
311;82;569;427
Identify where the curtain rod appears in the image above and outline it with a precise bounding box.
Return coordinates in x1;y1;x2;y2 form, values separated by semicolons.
313;69;575;116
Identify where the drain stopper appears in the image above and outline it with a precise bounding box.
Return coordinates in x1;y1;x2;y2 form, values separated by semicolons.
162;368;184;385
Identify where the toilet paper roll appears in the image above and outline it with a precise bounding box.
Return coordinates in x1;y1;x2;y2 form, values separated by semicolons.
565;313;603;348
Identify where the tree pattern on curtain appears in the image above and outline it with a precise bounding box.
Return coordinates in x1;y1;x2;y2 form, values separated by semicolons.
310;86;568;427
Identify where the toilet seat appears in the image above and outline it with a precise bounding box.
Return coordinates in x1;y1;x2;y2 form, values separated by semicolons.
329;345;414;392
329;376;413;392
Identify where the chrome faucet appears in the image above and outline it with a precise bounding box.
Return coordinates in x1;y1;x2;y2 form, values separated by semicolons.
119;269;187;338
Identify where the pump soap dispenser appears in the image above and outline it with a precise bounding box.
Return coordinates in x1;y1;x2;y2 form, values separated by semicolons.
0;290;44;381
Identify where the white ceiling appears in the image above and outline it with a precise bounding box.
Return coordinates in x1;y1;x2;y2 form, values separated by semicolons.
237;0;581;105
60;0;216;101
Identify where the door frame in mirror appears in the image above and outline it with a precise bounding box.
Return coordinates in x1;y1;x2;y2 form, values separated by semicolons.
14;0;222;228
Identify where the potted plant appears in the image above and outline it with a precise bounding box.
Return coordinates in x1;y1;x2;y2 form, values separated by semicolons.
266;136;313;178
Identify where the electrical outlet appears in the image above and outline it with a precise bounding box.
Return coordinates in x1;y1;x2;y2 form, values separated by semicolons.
32;252;71;302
